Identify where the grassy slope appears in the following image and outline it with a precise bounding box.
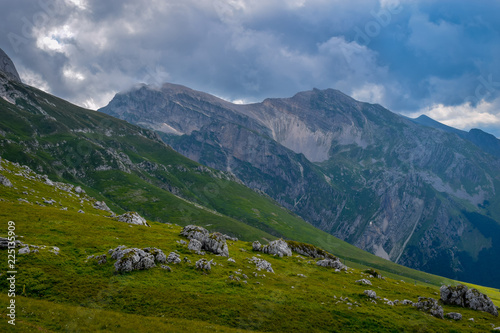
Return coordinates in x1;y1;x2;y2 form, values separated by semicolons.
0;158;499;332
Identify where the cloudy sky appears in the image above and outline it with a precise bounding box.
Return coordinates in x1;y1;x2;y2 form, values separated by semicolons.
2;0;500;136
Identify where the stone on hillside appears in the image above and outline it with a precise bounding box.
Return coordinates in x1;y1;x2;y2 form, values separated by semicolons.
364;290;377;299
74;186;85;194
0;175;13;187
143;247;167;263
317;258;347;271
180;225;209;241
18;246;30;254
196;258;212;271
188;238;203;252
0;237;22;248
286;240;336;259
113;248;156;273
401;300;414;305
355;279;372;286
161;265;172;272
250;256;274;273
117;212;150;227
252;241;262;251
204;232;229;257
493;327;500;330
440;284;498;317
222;234;238;242
445;312;462;321
166;252;181;264
228;258;236;263
413;297;444;319
260;239;292;257
78;209;84;214
93;200;112;213
44;199;56;205
176;239;187;245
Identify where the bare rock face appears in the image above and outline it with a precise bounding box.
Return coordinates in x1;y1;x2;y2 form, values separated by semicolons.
316;258;347;271
180;225;229;257
117;212;150;227
0;48;21;83
0;174;13;187
413;297;444;319
440;285;498;317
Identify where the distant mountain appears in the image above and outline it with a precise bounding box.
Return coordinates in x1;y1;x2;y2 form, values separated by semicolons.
411;114;500;159
100;83;500;287
0;48;21;82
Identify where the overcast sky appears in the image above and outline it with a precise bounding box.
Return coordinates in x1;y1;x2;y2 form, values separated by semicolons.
2;0;500;136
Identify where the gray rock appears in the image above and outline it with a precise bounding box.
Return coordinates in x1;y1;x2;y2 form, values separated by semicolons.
440;284;498;317
401;300;414;305
95;254;107;265
176;240;187;245
445;312;462;321
249;256;274;273
0;48;21;82
0;175;13;187
413;297;444;319
109;246;156;272
78;209;84;214
18;246;30;254
252;241;262;251
117;212;149;227
74;186;85;194
44;199;56;205
493;327;500;330
188;238;203;252
166;252;181;264
258;239;292;257
0;237;22;248
227;258;236;263
316;258;347;271
203;232;229;257
355;279;372;286
93;200;112;213
196;258;212;271
287;241;336;259
143;247;167;263
364;290;377;298
222;234;238;242
180;225;209;241
161;265;172;272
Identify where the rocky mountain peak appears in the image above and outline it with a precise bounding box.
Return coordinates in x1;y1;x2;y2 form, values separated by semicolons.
0;48;21;83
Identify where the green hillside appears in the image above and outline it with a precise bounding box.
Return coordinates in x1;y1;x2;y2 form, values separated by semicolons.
0;158;499;332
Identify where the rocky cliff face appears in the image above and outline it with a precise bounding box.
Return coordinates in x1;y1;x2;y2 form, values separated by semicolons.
100;83;500;287
0;48;21;83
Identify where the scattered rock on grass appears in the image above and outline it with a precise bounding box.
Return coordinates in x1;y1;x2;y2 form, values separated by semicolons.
0;174;13;187
364;290;377;299
166;252;181;264
440;284;498;317
355;279;372;286
249;256;274;273
445;312;462;321
196;258;213;271
117;212;150;227
253;239;292;257
317;258;347;271
413;297;444;319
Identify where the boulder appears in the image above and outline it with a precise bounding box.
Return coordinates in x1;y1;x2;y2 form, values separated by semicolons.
143;247;167;263
445;312;462;321
413;297;444;319
204;232;229;257
180;225;209;241
117;212;150;227
0;175;13;187
93;200;113;213
74;186;85;194
180;225;229;257
364;290;377;299
259;239;292;257
166;252;181;264
252;241;262;251
196;258;213;271
249;256;274;273
317;258;347;271
188;238;203;252
355;279;372;286
109;247;156;273
18;246;30;254
440;284;498;317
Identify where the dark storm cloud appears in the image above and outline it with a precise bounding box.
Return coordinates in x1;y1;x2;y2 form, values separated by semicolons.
1;0;500;135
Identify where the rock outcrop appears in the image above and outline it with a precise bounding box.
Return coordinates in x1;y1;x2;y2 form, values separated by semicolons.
0;174;13;187
109;246;156;273
286;240;336;259
180;225;229;257
196;258;213;271
249;256;274;273
316;258;347;271
445;312;462;321
0;48;21;83
252;239;292;257
413;297;444;319
117;212;150;227
440;284;498;317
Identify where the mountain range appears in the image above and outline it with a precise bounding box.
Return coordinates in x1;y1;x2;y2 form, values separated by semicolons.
99;82;500;288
